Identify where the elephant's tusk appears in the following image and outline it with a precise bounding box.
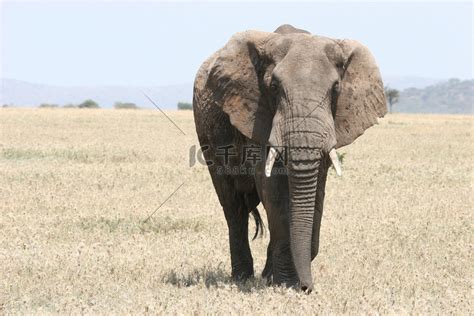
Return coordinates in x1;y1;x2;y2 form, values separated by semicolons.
265;147;277;177
329;148;342;177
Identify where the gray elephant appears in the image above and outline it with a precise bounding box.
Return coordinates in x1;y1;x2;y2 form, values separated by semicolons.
193;24;386;293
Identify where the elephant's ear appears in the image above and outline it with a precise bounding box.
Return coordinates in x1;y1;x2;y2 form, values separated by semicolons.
334;40;387;148
202;31;276;144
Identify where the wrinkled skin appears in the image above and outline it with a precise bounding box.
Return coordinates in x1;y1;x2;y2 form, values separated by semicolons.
193;24;387;292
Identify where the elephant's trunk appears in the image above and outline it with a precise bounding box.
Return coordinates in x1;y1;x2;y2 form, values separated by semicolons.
269;108;337;292
287;150;321;293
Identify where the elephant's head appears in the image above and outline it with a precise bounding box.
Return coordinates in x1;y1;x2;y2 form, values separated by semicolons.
203;25;386;291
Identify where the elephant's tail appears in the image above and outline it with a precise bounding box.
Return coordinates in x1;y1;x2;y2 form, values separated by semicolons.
250;207;264;240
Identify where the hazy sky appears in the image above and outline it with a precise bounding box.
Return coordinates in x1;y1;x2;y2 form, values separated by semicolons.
1;1;472;86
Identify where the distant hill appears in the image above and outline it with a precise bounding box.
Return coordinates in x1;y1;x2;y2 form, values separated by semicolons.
1;77;472;114
0;78;193;109
395;79;473;114
383;75;442;90
1;76;440;109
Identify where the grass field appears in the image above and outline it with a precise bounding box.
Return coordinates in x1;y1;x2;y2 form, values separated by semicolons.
0;108;472;314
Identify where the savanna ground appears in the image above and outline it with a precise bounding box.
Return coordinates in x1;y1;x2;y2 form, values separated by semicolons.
0;108;472;314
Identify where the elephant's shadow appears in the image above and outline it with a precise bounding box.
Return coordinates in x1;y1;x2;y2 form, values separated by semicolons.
161;264;268;293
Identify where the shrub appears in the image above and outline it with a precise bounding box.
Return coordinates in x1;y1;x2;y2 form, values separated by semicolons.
337;152;346;164
63;103;77;108
78;99;100;109
114;102;138;109
39;103;59;108
177;102;192;110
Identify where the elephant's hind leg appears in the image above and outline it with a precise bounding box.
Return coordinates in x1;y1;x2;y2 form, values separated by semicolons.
222;193;254;280
211;172;255;281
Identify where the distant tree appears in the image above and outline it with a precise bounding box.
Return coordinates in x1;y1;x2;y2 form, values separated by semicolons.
384;86;400;113
114;101;138;109
177;102;192;110
63;103;77;108
78;99;100;109
447;78;460;85
39;103;59;108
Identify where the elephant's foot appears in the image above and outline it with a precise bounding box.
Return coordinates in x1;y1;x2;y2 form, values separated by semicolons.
231;262;254;281
262;262;272;280
231;271;254;281
273;272;299;289
271;243;299;289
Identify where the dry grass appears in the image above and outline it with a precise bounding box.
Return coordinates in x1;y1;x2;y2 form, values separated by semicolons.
0;108;472;314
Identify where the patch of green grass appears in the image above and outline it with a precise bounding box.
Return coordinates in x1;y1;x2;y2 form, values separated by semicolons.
1;148;92;163
162;265;268;292
387;120;408;126
337;152;346;164
139;216;206;234
75;216;207;234
162;265;229;288
1;147;154;164
77;217;124;233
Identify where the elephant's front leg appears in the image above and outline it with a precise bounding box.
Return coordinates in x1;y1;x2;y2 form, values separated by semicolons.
255;162;298;286
267;215;299;286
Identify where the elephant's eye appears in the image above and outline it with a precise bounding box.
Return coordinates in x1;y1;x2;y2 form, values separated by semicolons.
270;81;279;93
331;80;341;118
268;79;281;113
333;81;340;94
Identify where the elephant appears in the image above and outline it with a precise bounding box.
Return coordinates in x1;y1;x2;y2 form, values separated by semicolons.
193;24;386;293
